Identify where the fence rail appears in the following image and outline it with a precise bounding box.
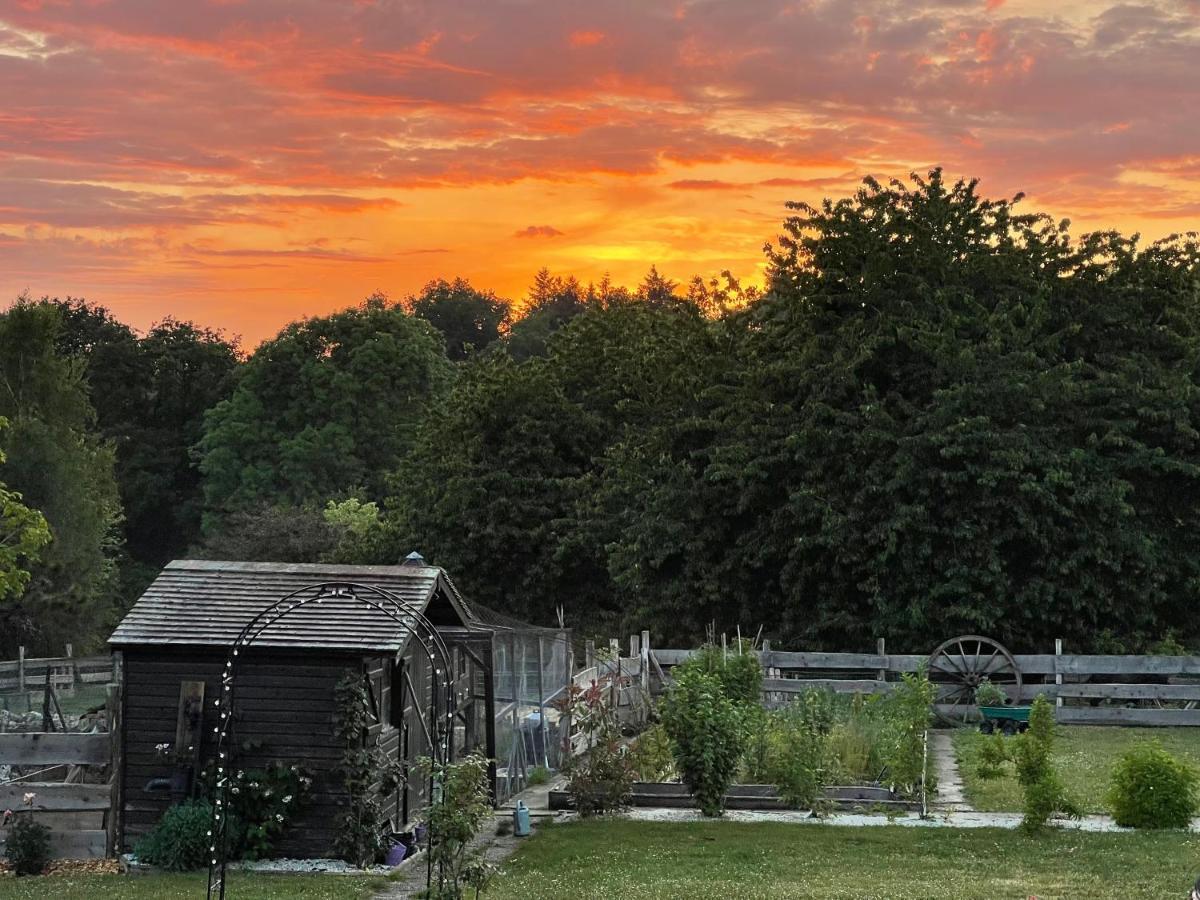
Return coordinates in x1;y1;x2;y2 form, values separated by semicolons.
0;683;119;860
0;651;112;692
649;644;1200;727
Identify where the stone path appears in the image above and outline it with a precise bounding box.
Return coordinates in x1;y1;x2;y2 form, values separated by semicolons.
929;729;971;812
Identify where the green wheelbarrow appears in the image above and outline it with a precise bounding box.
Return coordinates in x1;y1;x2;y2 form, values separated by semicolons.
978;705;1031;735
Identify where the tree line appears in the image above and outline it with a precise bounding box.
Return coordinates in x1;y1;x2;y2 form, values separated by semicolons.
2;170;1198;656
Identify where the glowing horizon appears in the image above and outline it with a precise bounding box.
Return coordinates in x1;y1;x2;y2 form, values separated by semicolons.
2;0;1198;346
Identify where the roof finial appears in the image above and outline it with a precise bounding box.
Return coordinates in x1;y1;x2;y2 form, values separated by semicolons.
403;550;426;567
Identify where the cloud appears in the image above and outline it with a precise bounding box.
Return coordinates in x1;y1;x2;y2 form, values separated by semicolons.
513;225;564;238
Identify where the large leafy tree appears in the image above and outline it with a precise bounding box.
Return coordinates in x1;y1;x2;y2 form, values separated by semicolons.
406;278;511;362
374;300;718;630
49;299;240;580
0;301;123;654
198;296;454;523
595;172;1200;651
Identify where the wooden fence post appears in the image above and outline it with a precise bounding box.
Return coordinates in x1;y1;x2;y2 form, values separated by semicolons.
877;637;887;684
629;634;639;658
17;646;24;693
1055;638;1063;708
584;640;595;672
106;681;124;857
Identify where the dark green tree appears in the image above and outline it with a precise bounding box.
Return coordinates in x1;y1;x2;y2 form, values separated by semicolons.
48;299;240;581
0;300;122;654
198;296;454;525
506;269;590;361
594;171;1200;651
406;278;510;362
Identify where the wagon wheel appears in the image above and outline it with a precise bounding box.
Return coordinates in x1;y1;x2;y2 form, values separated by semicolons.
928;635;1022;725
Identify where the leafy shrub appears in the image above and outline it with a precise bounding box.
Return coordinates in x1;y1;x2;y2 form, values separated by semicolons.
418;752;493;900
974;679;1007;707
1012;696;1078;831
661;666;745;816
877;669;936;798
1108;742;1199;829
3;813;50;876
628;724;676;782
526;765;551;787
975;731;1010;781
677;641;763;706
826;715;879;784
765;691;835;811
739;703;772;784
561;679;634;816
134;799;225;872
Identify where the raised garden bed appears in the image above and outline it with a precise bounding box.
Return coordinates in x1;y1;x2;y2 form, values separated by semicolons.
549;781;918;812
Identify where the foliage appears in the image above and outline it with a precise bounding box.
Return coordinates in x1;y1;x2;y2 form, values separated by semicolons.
0;299;122;655
876;669;936;798
559;678;634;816
628;724;676;783
416;752;493;900
0;420;51;602
954;725;1200;814
975;731;1010;781
49;299;241;572
203;761;313;860
973;679;1007;708
763;691;834;812
2;796;51;876
333;670;404;867
374;299;714;631
589;171;1200;652
674;642;763;707
133;799;222;872
660;667;744;816
199;296;453;524
1107;742;1199;829
824;697;887;784
525;765;551;787
407;278;511;362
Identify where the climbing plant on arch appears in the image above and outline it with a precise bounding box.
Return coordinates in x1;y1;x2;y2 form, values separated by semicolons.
205;581;457;900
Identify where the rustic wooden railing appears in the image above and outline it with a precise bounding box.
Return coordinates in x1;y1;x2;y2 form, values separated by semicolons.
0;650;113;692
649;646;1200;726
0;683;121;858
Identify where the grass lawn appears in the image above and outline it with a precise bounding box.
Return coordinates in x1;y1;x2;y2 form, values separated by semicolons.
0;872;382;899
489;819;1200;899
953;725;1200;813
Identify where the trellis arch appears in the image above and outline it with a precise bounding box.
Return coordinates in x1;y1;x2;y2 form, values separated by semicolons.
205;581;457;900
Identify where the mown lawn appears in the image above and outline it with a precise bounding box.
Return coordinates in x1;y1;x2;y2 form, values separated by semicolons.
0;872;382;899
488;819;1200;899
954;725;1200;813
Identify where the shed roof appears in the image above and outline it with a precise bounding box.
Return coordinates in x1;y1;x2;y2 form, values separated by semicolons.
109;559;478;652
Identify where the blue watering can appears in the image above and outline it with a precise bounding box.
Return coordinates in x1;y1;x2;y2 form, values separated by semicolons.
513;800;531;837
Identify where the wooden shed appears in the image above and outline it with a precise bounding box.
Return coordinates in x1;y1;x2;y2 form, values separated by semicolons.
108;559;496;858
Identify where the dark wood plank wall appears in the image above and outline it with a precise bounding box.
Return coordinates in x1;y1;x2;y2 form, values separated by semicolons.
122;647;359;858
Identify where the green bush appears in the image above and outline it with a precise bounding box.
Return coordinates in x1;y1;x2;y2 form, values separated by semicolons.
628;724;675;782
1108;742;1199;829
662;667;745;816
877;669;936;798
677;641;763;706
4;814;51;876
134;799;227;872
765;691;834;811
561;680;634;816
526;765;551;787
974;679;1008;707
1012;695;1078;831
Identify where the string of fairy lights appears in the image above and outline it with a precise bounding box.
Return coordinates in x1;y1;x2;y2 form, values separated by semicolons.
205;582;458;900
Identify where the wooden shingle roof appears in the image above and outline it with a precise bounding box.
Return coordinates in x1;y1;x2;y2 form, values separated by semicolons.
108;559;476;652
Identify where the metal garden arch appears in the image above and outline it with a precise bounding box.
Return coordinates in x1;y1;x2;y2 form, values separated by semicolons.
205;581;457;900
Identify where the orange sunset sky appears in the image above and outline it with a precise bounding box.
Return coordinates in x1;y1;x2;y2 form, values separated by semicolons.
2;0;1199;346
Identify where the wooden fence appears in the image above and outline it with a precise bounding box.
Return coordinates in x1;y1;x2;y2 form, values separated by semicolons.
0;649;113;693
649;644;1200;727
0;684;121;858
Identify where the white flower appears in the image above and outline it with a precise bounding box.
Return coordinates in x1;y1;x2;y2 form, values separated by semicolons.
275;814;284;823
282;795;292;804
263;789;272;798
22;792;36;806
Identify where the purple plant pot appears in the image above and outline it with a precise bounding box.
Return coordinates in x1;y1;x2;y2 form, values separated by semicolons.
385;842;408;867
